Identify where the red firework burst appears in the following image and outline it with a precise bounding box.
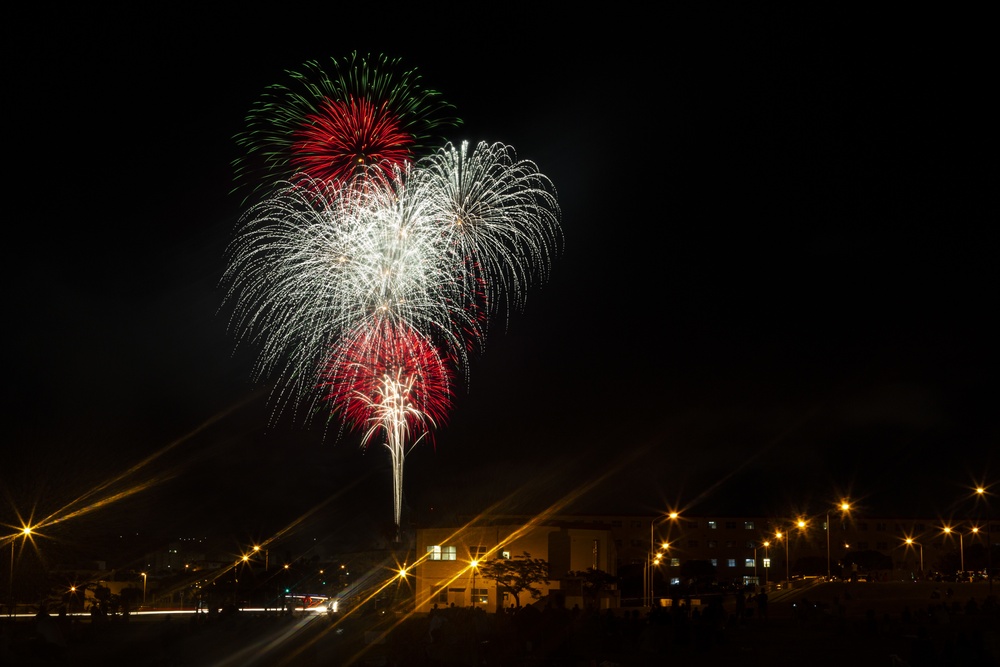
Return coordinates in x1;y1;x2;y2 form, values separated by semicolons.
292;96;416;188
321;321;453;441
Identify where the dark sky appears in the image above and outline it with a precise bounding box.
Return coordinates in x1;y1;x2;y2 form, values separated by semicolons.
5;8;996;560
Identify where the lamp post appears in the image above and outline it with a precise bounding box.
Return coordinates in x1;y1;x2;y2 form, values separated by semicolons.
141;572;147;606
762;541;770;587
254;545;269;571
8;525;31;617
470;560;479;609
974;486;993;594
827;500;851;581
775;531;790;584
650;543;669;605
905;538;923;576
647;512;679;608
943;526;965;573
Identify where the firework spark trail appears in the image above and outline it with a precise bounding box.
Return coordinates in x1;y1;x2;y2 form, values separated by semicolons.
233;52;461;202
323;318;453;529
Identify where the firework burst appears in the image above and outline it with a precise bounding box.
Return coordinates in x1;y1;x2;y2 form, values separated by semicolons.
224;55;561;538
221;167;477;426
233;52;460;202
416;140;563;332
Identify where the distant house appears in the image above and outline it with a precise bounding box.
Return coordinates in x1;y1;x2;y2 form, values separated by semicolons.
414;522;617;613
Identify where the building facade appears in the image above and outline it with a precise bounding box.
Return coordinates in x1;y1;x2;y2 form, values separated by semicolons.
414;522;617;613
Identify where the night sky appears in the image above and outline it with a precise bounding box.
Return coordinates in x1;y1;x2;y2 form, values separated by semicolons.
5;8;996;560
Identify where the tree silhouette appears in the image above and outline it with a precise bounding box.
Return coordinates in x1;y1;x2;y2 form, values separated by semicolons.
478;551;549;611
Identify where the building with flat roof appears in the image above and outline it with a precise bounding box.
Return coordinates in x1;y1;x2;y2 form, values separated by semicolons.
414;521;617;613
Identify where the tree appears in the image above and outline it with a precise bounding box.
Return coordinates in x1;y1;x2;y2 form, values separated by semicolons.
478;551;549;611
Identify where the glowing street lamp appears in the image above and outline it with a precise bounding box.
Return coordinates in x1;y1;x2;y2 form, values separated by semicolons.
905;538;924;576
775;519;804;584
973;485;993;594
8;524;31;617
647;511;680;607
470;560;479;609
754;541;770;585
827;500;851;580
942;526;966;573
253;545;269;571
141;572;147;606
775;530;790;583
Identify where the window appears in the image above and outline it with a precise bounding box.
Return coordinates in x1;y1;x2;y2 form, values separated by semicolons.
708;521;718;530
744;521;755;530
707;540;718;549
745;541;754;549
710;559;718;567
725;522;737;530
858;541;869;550
727;559;736;568
688;540;698;548
859;523;869;531
472;588;488;604
435;588;448;603
745;558;755;568
670;558;680;567
875;522;887;531
470;546;489;559
876;541;888;550
725;540;735;548
501;550;511;560
427;545;457;561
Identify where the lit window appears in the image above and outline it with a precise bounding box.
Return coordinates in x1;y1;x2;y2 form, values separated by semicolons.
745;558;755;568
727;559;736;568
670;558;680;567
501;551;511;559
472;588;488;604
744;521;755;530
708;521;717;530
710;559;718;567
427;545;458;561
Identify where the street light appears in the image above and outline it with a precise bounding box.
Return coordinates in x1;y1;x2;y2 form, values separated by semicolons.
973;485;993;594
254;545;269;571
647;512;680;607
650;542;669;604
942;526;966;574
905;538;924;576
753;541;769;585
470;560;479;609
8;524;31;617
827;500;851;580
141;572;147;606
775;531;790;584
